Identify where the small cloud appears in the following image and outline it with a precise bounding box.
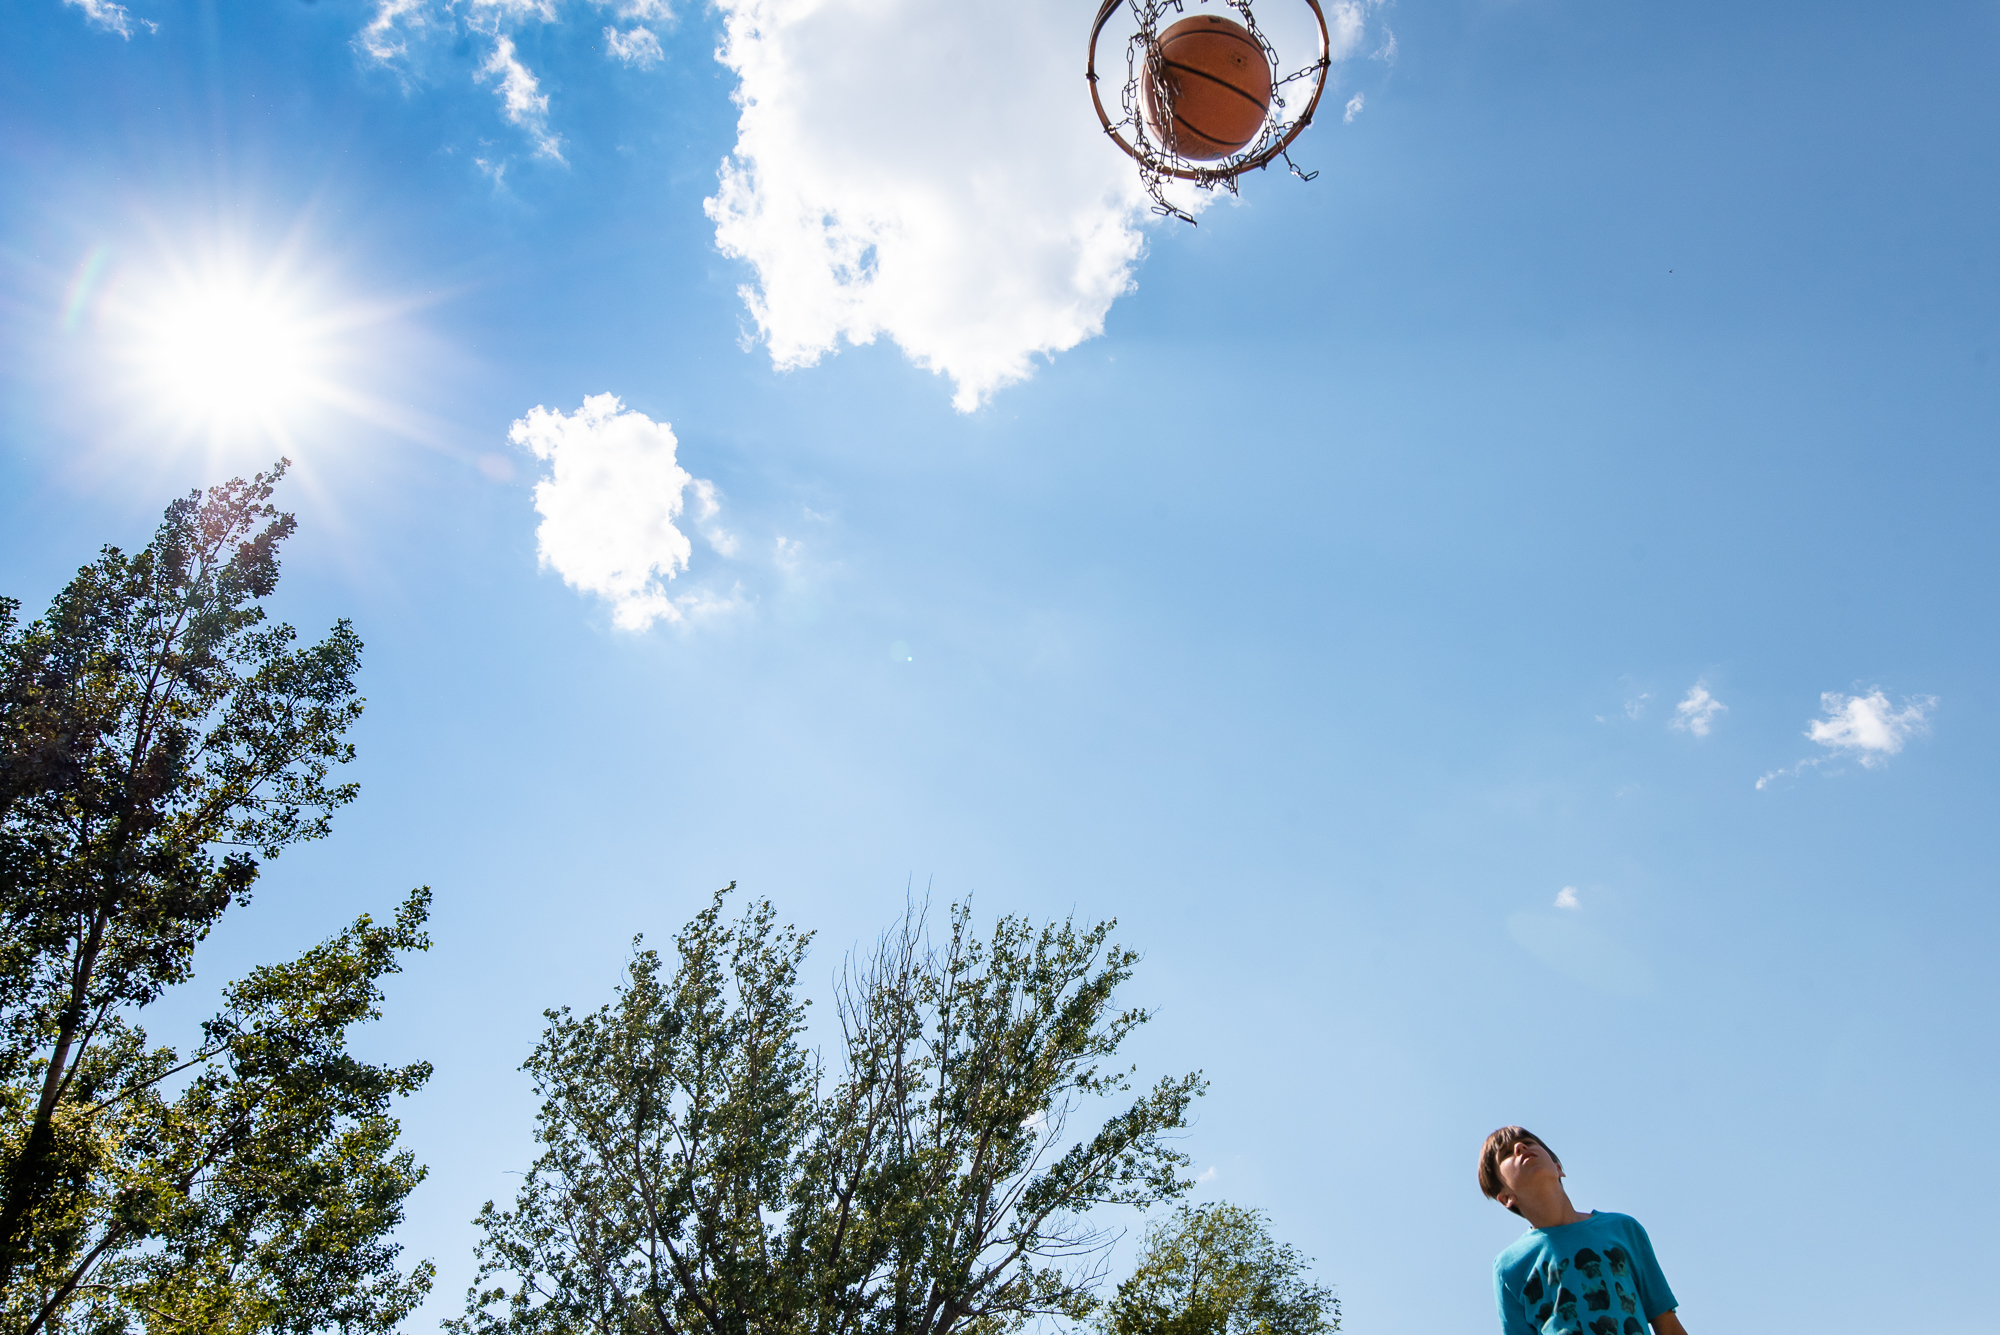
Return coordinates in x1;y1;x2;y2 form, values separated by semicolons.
1553;886;1580;910
479;35;566;161
1808;689;1934;762
1343;92;1365;123
357;0;428;63
474;0;561;25
688;478;738;555
358;0;575;158
1756;689;1936;789
65;0;142;37
1624;691;1650;721
604;24;663;66
1326;0;1366;56
1670;681;1726;737
511;393;724;631
1196;1166;1218;1183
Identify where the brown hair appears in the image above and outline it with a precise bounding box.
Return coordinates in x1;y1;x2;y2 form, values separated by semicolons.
1478;1126;1560;1216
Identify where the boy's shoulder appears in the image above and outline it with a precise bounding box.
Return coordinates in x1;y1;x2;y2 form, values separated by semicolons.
1493;1212;1647;1273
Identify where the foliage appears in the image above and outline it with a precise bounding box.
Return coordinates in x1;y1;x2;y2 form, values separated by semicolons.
448;889;815;1335
452;888;1206;1335
0;465;433;1333
18;894;436;1335
1100;1204;1337;1335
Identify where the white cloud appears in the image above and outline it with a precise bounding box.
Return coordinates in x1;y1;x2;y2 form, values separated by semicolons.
1553;886;1579;910
466;0;559;27
358;0;427;62
688;478;739;556
1756;689;1936;789
360;0;568;157
1330;2;1365;54
703;0;1141;412
603;0;671;21
480;35;565;161
511;393;724;630
605;24;663;67
1807;690;1934;763
704;0;1377;411
65;0;141;37
1670;681;1726;737
1343;92;1365;123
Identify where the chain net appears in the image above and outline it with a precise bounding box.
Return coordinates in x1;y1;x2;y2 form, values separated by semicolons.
1111;0;1326;224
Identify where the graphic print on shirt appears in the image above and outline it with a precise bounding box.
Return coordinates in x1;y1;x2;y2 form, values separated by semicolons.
1523;1263;1557;1326
1531;1251;1641;1335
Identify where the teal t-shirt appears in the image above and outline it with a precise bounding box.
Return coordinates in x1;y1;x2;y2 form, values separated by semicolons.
1493;1211;1676;1335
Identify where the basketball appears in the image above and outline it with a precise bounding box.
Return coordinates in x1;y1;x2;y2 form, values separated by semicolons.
1140;14;1273;161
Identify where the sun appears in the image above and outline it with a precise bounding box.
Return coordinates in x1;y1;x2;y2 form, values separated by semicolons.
74;227;429;469
128;268;325;437
148;282;312;418
90;235;390;458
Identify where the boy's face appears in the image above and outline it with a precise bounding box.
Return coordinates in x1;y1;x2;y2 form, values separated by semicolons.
1493;1136;1562;1208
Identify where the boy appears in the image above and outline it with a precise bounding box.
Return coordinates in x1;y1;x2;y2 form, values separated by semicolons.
1478;1127;1688;1335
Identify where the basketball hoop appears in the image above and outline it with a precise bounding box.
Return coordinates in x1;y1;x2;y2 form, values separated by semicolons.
1087;0;1332;225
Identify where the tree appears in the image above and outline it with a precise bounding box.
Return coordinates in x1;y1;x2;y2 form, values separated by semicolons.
448;889;815;1335
452;889;1206;1335
0;465;434;1333
1100;1205;1338;1335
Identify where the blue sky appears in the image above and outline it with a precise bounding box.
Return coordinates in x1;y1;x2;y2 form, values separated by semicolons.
4;0;1999;1331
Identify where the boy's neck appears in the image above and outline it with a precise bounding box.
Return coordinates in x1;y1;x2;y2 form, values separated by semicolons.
1518;1185;1592;1231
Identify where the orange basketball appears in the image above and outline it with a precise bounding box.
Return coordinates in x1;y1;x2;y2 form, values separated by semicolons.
1141;14;1273;161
